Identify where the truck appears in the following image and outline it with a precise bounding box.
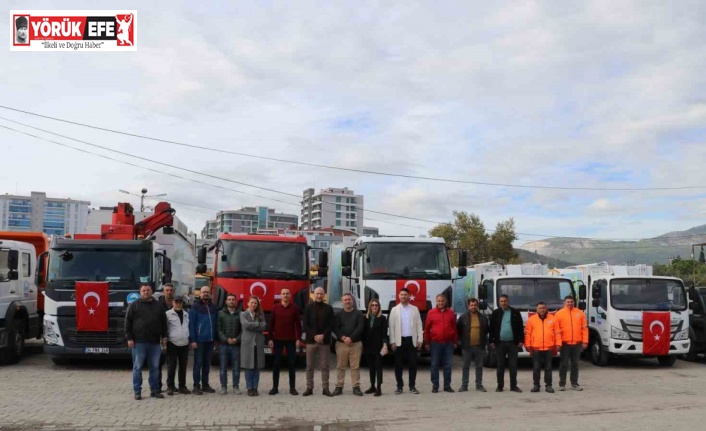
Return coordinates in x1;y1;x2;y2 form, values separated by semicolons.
196;232;328;355
329;236;468;321
558;262;689;366
685;285;706;361
474;262;582;366
0;232;49;364
43;202;178;364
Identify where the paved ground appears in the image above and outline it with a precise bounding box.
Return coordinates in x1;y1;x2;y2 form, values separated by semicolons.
2;341;706;430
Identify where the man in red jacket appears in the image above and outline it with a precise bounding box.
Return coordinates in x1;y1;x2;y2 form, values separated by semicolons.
268;288;303;396
424;294;458;393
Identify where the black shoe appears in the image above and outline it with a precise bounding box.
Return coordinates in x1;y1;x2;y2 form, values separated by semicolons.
302;388;313;396
458;386;468;392
394;387;403;395
476;385;487;392
352;387;364;396
192;386;203;395
247;389;254;397
254;389;259;396
178;387;191;395
166;387;175;396
531;386;540;393
150;392;164;399
546;386;555;393
290;388;299;396
268;388;278;396
510;386;523;393
134;393;141;400
432;387;439;393
410;387;420;394
444;387;455;393
364;386;376;394
323;388;333;397
332;387;343;396
202;385;216;393
495;387;503;392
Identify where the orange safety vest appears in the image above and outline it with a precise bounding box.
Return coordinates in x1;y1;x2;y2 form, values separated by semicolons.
524;313;562;351
555;307;588;344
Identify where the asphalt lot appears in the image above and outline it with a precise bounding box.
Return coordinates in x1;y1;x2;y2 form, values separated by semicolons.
1;341;706;431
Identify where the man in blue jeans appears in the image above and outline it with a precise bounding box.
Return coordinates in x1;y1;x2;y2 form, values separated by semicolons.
125;283;168;400
189;286;219;395
217;293;242;395
424;295;458;393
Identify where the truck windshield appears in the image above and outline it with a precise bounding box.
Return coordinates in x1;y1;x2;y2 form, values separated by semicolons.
497;278;575;311
363;242;451;280
48;249;152;289
610;278;687;311
218;240;307;279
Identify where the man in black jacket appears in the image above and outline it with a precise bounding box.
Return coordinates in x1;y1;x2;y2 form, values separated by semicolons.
125;283;168;400
457;298;489;392
302;287;335;397
488;294;524;393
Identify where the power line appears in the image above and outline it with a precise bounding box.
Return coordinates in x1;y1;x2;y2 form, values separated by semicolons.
2;118;704;242
2;105;704;192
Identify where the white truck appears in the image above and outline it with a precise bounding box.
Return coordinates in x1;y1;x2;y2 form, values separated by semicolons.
475;262;582;366
328;236;467;320
559;262;689;366
0;232;49;365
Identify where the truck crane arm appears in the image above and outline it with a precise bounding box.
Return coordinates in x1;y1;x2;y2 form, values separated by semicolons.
134;202;175;238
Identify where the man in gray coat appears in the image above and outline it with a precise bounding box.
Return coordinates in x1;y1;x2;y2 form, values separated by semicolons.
240;297;267;396
217;293;242;395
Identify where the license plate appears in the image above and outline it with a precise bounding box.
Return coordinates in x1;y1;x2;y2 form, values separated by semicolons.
85;348;109;354
263;347;272;354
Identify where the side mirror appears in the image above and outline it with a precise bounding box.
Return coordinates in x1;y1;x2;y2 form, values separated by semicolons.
342;266;351;277
591;282;601;299
592;298;600;308
578;302;586;311
318;251;329;269
479;301;488;311
197;247;207;264
478;284;487;300
220;254;228;262
341;250;352;267
458;267;467;277
196;264;207;274
458;250;469;267
7;249;19;271
8;270;19;281
318;267;328;278
163;257;173;284
578;284;587;300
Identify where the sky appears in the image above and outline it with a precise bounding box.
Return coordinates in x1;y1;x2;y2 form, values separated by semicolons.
2;0;706;246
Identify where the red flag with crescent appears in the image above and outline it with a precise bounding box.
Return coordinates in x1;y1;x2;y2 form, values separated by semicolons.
396;279;427;311
76;281;109;332
642;311;670;355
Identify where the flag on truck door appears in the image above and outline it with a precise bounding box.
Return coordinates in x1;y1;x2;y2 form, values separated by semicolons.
76;281;109;332
642;311;670;355
396;280;427;311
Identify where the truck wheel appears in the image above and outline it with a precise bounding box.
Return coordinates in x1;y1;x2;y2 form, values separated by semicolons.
657;355;677;367
0;319;25;365
682;342;699;362
589;336;608;366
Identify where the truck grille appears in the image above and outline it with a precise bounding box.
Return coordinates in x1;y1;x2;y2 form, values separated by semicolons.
620;319;681;341
57;316;127;347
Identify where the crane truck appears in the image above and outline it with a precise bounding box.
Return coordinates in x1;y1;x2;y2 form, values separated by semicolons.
0;232;49;364
558;262;689;366
43;202;177;365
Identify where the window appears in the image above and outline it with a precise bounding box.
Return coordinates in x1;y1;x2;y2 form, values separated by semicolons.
336;204;341;210
335;212;341;218
335;220;341;226
336;197;341;203
319;241;329;248
22;253;31;277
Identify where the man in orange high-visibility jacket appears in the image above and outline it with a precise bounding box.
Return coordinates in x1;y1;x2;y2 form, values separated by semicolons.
525;302;562;393
555;295;588;391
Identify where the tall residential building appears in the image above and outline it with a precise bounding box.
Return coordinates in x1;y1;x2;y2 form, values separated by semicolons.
201;220;218;239
0;191;90;236
207;206;298;236
300;187;364;232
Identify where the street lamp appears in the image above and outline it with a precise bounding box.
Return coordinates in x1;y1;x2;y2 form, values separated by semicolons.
119;188;167;212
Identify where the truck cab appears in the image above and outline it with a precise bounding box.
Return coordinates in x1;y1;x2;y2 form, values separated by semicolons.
684;285;706;361
567;263;690;366
476;263;580;366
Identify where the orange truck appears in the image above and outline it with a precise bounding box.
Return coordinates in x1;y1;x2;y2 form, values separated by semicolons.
0;232;50;364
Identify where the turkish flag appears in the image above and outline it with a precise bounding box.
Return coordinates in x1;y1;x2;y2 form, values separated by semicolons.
643;311;670;355
396;280;427;311
76;281;109;332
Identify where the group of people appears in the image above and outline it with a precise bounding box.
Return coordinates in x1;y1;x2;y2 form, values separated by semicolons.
124;283;588;400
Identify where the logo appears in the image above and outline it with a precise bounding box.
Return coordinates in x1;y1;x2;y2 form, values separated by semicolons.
249;282;267;298
126;292;140;304
23;280;30;298
11;10;137;51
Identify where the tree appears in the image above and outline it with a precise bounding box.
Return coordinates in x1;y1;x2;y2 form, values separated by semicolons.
429;211;516;265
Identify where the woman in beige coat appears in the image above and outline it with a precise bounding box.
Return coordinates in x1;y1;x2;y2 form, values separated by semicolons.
240;296;267;396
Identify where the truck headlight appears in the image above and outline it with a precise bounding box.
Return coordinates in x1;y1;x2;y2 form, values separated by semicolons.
44;321;58;344
674;328;689;341
611;326;630;340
